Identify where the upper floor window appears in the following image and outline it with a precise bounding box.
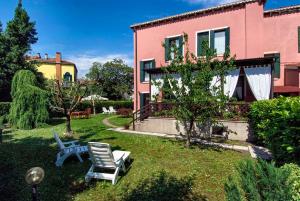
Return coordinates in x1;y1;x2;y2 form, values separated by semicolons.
165;35;183;61
197;27;230;57
140;60;155;83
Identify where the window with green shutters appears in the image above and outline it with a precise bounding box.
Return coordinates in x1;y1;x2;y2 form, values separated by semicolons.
140;60;155;82
165;36;183;61
197;27;230;56
197;31;209;57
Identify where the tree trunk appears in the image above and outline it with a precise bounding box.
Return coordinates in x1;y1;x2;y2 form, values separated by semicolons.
185;120;194;148
65;114;72;136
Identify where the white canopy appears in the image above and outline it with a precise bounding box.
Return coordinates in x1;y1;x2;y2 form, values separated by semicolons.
82;95;108;101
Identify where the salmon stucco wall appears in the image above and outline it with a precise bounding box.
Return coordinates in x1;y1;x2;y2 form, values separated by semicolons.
133;1;300;111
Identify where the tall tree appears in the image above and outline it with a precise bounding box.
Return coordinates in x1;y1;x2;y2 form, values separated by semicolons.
155;34;235;147
86;59;133;100
0;2;38;101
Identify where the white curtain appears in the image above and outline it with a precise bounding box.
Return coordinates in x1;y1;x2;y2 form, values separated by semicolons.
151;74;164;101
224;69;240;98
214;31;226;55
244;66;271;100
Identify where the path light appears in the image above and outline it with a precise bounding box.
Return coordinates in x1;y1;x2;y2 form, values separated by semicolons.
25;167;45;201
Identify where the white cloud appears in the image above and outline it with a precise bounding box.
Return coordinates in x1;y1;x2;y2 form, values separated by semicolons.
182;0;239;6
66;54;133;78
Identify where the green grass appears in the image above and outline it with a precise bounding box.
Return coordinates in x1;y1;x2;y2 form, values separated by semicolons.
107;115;132;127
0;115;251;201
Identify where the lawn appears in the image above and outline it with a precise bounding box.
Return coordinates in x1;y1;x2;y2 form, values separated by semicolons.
0;115;250;201
107;115;132;127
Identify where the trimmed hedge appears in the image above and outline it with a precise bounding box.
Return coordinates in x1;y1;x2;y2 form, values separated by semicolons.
77;101;133;114
249;96;300;165
0;102;11;116
282;163;300;201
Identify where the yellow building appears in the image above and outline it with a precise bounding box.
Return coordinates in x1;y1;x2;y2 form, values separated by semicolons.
27;52;77;82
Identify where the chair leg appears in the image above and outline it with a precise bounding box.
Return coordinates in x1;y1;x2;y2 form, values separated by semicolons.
85;165;94;183
75;152;83;163
56;153;69;167
112;167;121;185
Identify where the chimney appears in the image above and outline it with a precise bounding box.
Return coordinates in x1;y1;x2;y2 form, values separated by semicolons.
44;53;48;59
55;52;62;81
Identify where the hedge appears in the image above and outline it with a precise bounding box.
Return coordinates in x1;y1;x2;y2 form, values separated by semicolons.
0;102;11;116
77;100;133;114
249;96;300;165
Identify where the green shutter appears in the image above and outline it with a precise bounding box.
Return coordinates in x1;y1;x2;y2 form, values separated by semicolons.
178;36;184;57
140;61;144;82
152;60;156;69
225;28;230;52
197;32;209;57
298;27;300;53
165;38;170;61
274;53;280;78
140;93;144;109
210;30;215;51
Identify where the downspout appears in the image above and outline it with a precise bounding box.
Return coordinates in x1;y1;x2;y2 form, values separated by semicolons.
134;29;138;112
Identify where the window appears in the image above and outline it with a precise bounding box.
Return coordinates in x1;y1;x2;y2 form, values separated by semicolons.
197;31;209;56
214;30;226;55
265;53;280;78
196;27;230;56
165;36;183;61
63;72;72;87
140;60;155;83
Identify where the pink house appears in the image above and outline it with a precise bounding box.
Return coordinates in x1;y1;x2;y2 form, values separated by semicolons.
131;0;300;112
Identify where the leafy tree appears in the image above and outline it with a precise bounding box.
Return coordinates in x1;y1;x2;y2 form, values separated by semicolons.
0;2;39;101
49;80;88;136
9;70;49;129
155;34;235;147
85;59;133;100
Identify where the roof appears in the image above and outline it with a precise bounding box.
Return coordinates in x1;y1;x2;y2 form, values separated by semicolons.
274;86;300;93
145;57;274;74
264;4;300;16
130;0;258;30
29;58;75;66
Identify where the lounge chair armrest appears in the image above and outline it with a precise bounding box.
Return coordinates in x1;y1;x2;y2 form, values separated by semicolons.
63;140;79;146
114;153;125;163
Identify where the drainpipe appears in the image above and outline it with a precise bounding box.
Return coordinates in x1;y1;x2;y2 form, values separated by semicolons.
134;29;138;112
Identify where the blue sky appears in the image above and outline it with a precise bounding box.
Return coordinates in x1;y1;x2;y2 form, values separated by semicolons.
1;0;300;77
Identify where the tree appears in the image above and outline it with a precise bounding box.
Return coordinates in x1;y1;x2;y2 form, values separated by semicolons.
49;80;88;136
0;2;39;101
85;59;133;100
9;70;49;129
155;34;235;147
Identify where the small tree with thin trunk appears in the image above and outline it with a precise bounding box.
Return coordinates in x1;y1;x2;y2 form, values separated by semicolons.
156;34;236;147
49;80;88;136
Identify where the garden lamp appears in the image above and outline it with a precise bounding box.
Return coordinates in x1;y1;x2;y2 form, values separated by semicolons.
25;167;45;201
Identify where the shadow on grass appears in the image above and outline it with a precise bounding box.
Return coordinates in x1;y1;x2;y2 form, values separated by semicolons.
0;136;90;201
121;170;207;201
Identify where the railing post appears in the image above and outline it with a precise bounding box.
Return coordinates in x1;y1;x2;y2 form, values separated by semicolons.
132;113;135;130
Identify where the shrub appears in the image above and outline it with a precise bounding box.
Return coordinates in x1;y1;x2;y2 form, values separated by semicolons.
225;159;293;201
10;70;49;129
249;96;300;165
0;102;11;116
77;100;133;114
282;163;300;201
117;108;133;118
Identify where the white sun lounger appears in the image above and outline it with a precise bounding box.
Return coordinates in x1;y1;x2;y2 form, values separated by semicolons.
85;142;131;185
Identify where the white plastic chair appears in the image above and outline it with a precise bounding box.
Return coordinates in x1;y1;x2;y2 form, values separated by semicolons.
53;130;88;167
109;106;117;114
102;107;110;114
85;142;131;185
